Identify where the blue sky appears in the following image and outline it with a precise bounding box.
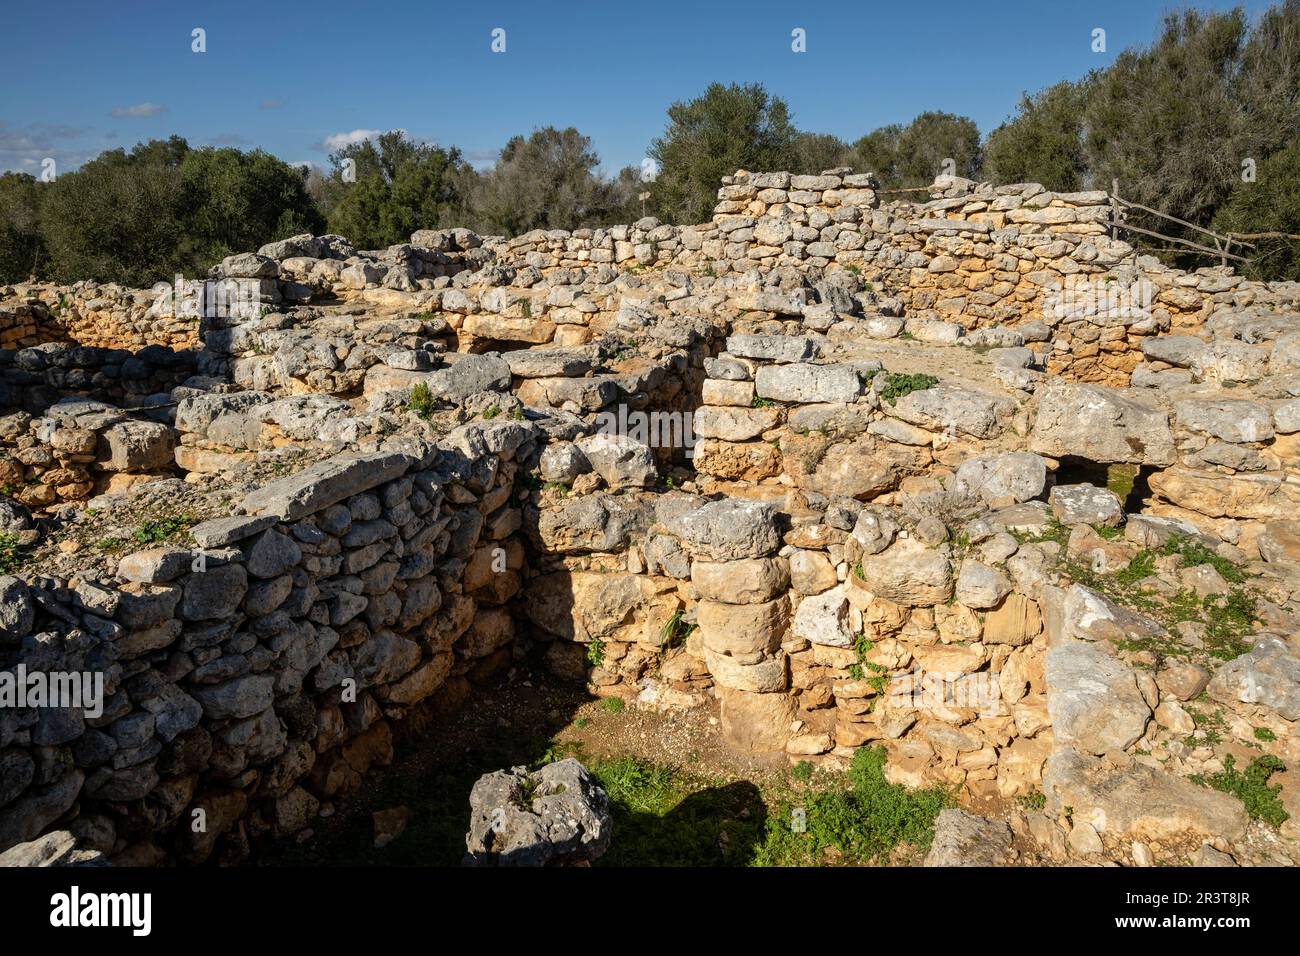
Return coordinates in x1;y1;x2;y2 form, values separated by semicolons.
0;0;1280;176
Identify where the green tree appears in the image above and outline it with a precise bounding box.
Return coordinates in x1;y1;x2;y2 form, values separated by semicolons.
790;132;853;175
319;131;469;248
178;147;323;264
1083;9;1249;226
1235;0;1300;161
0;172;44;282
850;124;903;185
983;81;1090;191
36;136;325;286
648;82;798;224
1213;139;1300;280
39;136;189;286
470;127;630;235
850;112;981;190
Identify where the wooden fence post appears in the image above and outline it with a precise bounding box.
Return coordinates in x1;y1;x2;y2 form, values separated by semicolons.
1110;178;1119;242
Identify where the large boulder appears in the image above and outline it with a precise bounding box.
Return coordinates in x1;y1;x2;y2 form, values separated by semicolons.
1049;484;1124;527
1175;399;1274;444
666;499;781;560
463;759;611;866
952;452;1047;504
754;363;861;404
219;252;279;280
923;809;1013;866
1060;584;1166;645
1257;520;1300;565
725;334;821;363
0;576;35;642
887;384;1016;439
1043;749;1248;843
854;538;952;606
1207;636;1300;720
575;433;656;490
426;353;512;403
793;583;854;647
1031;382;1175;465
0;830;106;867
97;420;177;472
1045;645;1151;754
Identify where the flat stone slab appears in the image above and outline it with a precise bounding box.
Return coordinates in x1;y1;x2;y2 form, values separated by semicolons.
189;514;278;549
241;452;417;520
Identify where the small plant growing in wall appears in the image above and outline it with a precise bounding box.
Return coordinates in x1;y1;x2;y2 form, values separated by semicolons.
132;512;197;545
658;608;694;651
587;639;606;668
408;382;435;418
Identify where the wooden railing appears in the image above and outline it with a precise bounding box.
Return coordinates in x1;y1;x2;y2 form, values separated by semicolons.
1108;180;1253;267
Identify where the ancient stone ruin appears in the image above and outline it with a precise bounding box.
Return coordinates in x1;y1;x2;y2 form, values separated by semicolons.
2;169;1298;867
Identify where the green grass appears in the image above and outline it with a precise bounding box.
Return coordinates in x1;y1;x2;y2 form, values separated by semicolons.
755;746;951;866
1115;550;1157;586
1254;727;1277;743
588;755;767;866
658;608;694;650
600;697;625;715
1010;516;1070;547
1183;704;1229;747
877;372;939;406
1056;532;1258;663
1160;534;1246;584
751;395;778;408
0;532;25;574
131;512;197;545
1192;754;1290;827
1018;789;1047;811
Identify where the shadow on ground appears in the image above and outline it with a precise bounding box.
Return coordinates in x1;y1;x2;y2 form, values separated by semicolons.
254;675;773;867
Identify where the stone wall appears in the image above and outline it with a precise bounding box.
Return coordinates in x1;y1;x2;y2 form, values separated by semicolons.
1;283;198;353
0;423;534;863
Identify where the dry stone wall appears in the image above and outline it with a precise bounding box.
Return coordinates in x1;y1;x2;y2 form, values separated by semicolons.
0;423;534;863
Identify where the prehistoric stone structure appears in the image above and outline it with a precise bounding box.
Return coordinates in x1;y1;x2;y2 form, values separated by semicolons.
1;169;1298;867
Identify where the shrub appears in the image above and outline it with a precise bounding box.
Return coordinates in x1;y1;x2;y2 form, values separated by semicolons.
878;372;939;406
1194;754;1289;826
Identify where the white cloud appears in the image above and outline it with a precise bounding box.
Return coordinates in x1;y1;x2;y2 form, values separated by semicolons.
317;127;406;154
321;128;382;152
110;102;167;118
0;122;93;173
